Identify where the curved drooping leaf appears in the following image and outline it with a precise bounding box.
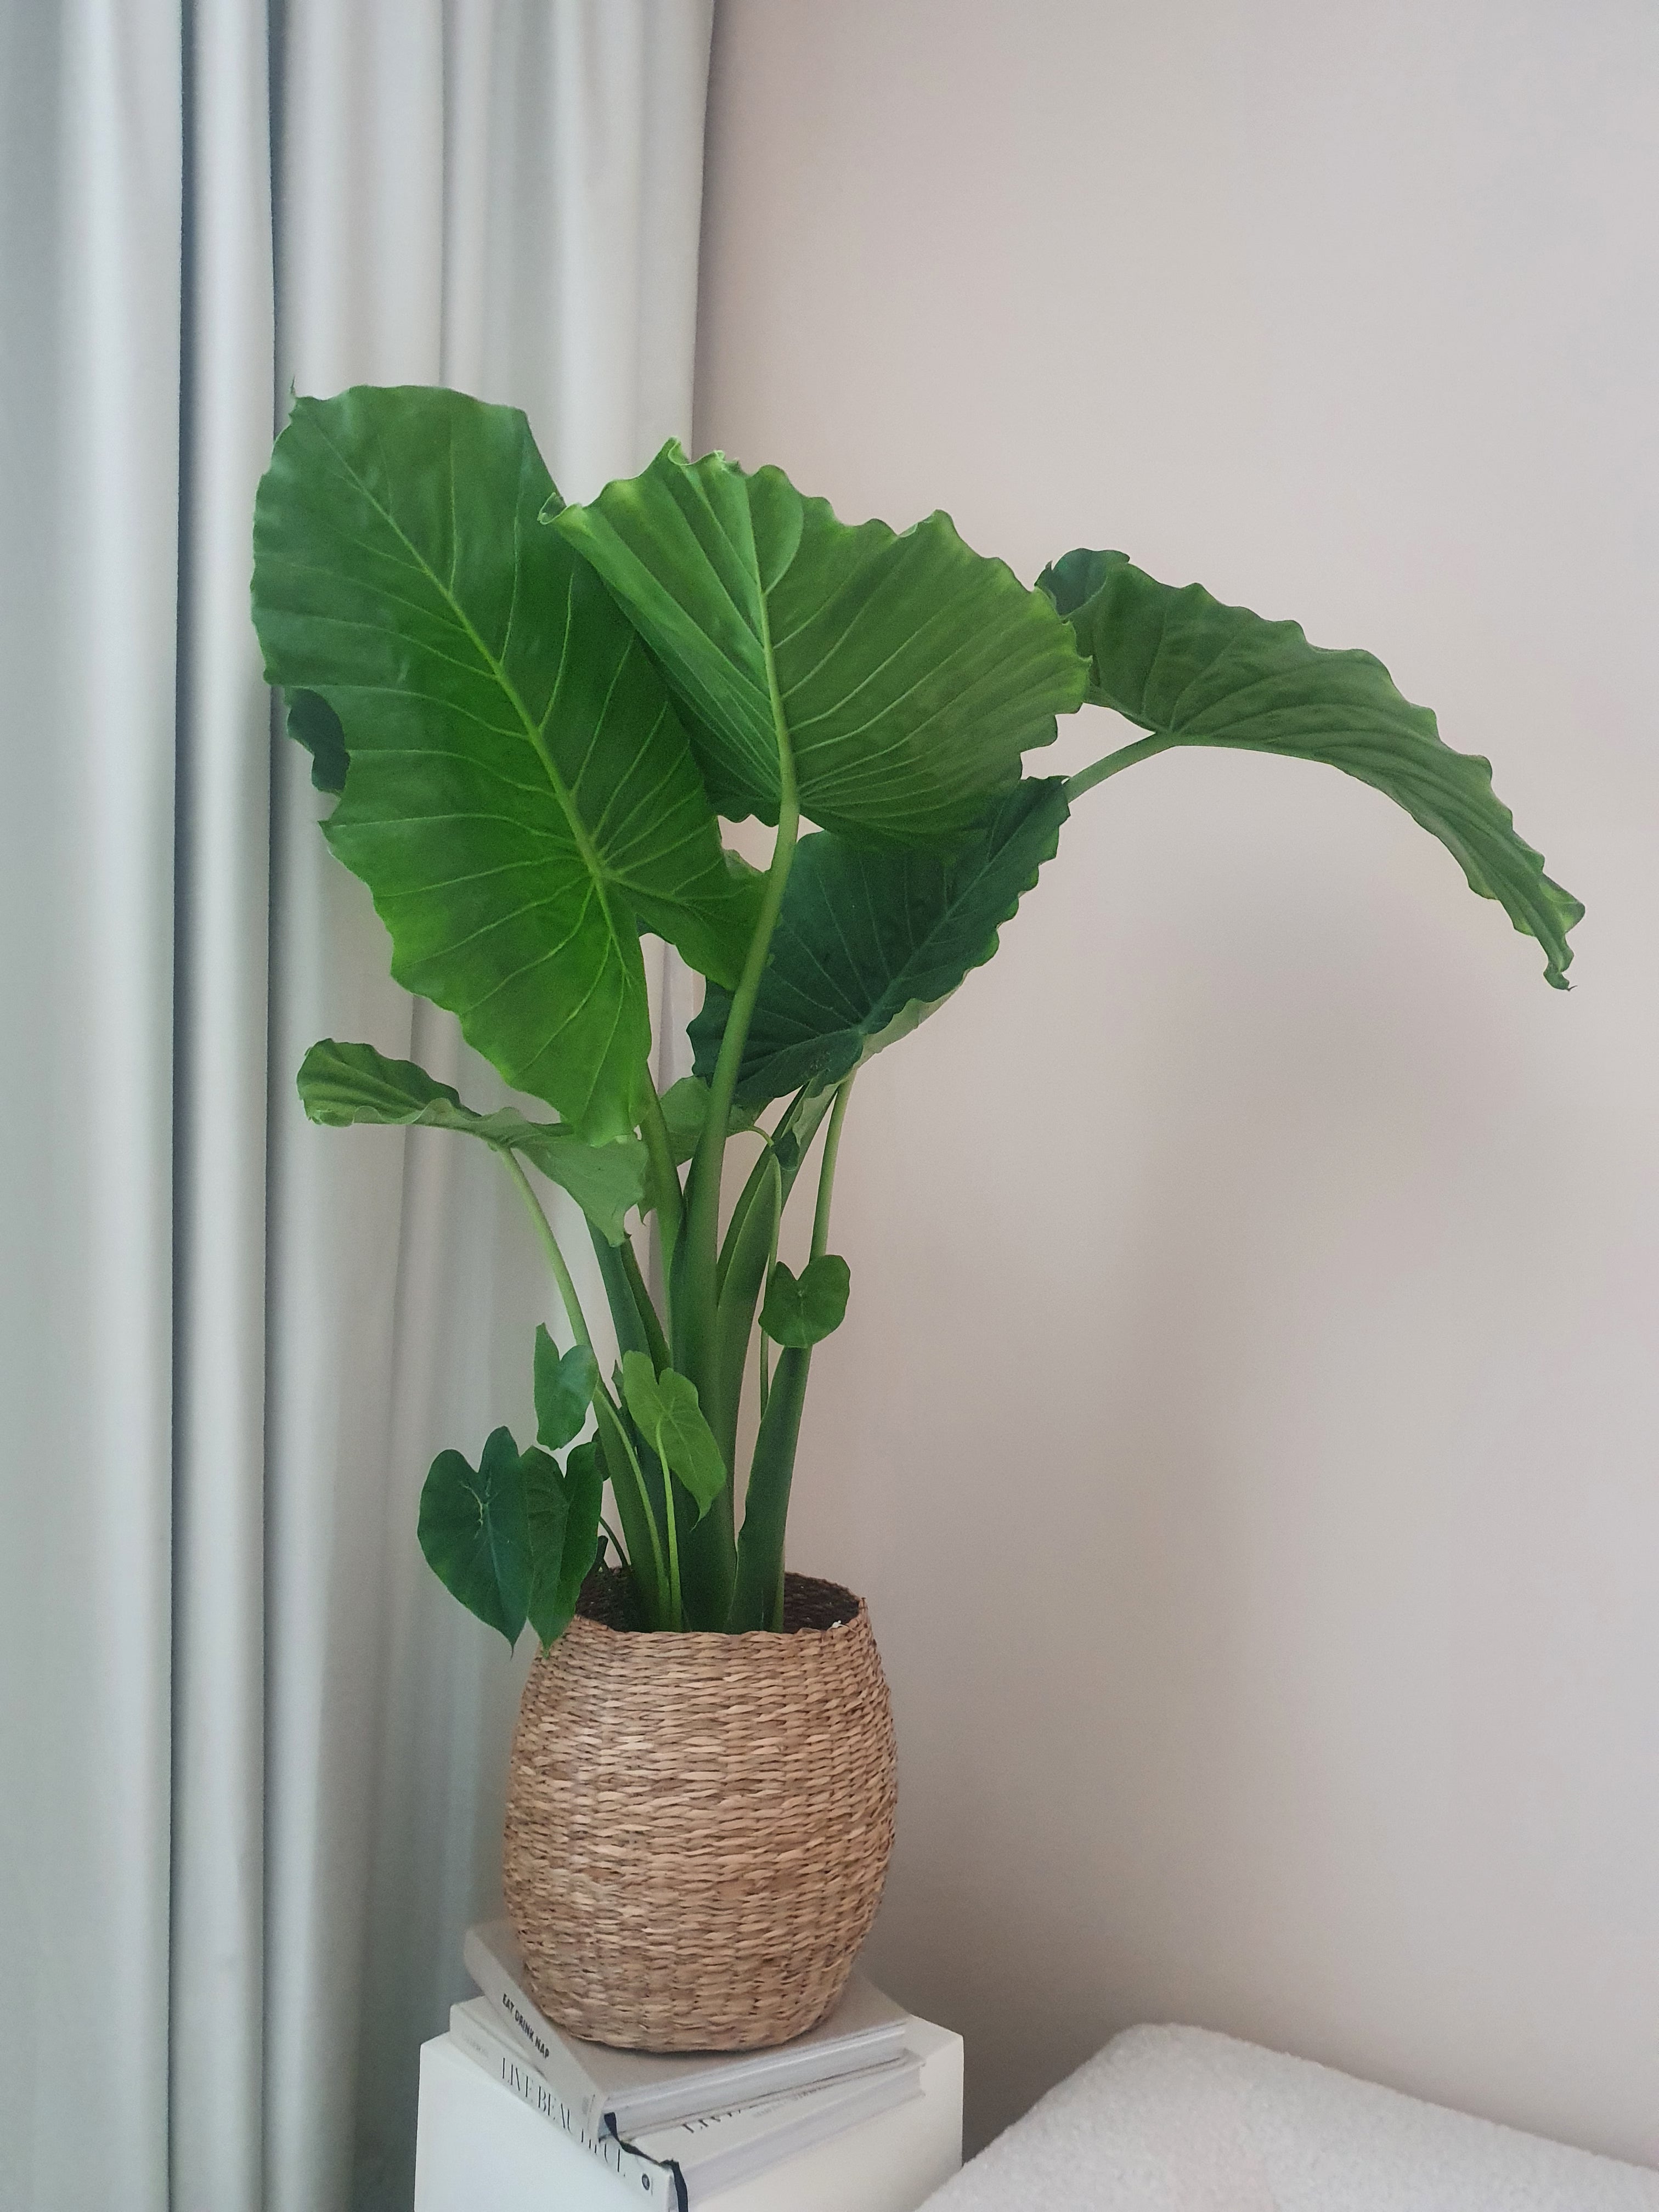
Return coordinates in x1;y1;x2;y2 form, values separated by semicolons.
553;443;1088;848
760;1255;850;1348
690;778;1073;1105
253;387;761;1140
618;1353;726;1520
533;1325;599;1451
1041;549;1582;988
296;1038;646;1244
417;1426;530;1644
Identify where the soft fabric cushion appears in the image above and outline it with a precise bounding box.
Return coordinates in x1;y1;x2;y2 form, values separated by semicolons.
926;2025;1659;2211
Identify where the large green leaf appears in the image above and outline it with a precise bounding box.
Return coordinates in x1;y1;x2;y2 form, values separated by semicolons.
1040;549;1582;988
253;386;761;1140
296;1038;646;1244
553;443;1088;847
690;778;1073;1105
417;1426;530;1645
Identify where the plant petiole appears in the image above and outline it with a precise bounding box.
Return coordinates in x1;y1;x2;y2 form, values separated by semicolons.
594;1392;670;1627
656;1423;683;1625
500;1149;593;1350
1063;731;1178;803
637;1077;684;1336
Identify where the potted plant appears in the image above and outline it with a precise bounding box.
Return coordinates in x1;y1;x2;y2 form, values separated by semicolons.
251;386;1580;2052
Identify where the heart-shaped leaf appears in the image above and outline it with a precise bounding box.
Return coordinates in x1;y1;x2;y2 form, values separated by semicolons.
296;1038;646;1244
618;1351;727;1519
417;1425;529;1644
522;1440;603;1646
533;1325;599;1452
690;778;1071;1106
253;387;762;1140
553;443;1087;849
760;1255;851;1348
1040;549;1582;988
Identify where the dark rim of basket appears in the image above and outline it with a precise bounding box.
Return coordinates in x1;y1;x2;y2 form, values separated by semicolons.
575;1567;861;1635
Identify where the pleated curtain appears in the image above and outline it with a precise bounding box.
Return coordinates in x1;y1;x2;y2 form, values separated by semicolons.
0;7;714;2208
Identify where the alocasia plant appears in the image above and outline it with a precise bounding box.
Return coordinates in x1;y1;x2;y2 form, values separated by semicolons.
251;385;1581;1643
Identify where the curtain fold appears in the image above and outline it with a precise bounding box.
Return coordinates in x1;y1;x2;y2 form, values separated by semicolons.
171;5;276;2207
1;8;714;2208
1;3;181;2207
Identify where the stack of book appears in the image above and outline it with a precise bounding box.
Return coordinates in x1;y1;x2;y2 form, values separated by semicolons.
454;1921;926;2209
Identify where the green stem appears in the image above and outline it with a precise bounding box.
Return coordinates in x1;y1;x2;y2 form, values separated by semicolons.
730;1076;857;1634
811;1076;855;1261
656;1424;683;1625
594;1392;669;1623
683;740;802;1428
618;1236;672;1372
1063;732;1178;803
637;1079;683;1333
600;1515;628;1565
501;1151;592;1350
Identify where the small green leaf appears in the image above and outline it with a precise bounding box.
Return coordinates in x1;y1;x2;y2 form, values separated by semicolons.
1039;548;1582;989
296;1039;647;1244
619;1351;727;1520
533;1326;599;1452
522;1441;604;1646
416;1426;529;1644
760;1255;851;1348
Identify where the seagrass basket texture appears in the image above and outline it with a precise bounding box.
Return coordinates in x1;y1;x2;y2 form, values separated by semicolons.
503;1571;898;2051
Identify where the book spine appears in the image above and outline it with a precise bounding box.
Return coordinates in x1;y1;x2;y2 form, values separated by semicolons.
607;2026;909;2137
460;1930;603;2136
448;2011;683;2210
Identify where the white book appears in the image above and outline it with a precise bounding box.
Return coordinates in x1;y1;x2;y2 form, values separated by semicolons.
462;1918;911;2138
453;1999;923;2205
630;2056;924;2203
448;2001;680;2207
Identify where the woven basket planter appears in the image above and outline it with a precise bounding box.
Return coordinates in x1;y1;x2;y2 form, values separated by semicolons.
502;1571;897;2052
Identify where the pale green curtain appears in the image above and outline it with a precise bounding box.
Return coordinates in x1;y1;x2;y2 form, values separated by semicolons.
0;7;713;2208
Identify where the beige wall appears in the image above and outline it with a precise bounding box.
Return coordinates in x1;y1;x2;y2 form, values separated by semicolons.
696;0;1659;2166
